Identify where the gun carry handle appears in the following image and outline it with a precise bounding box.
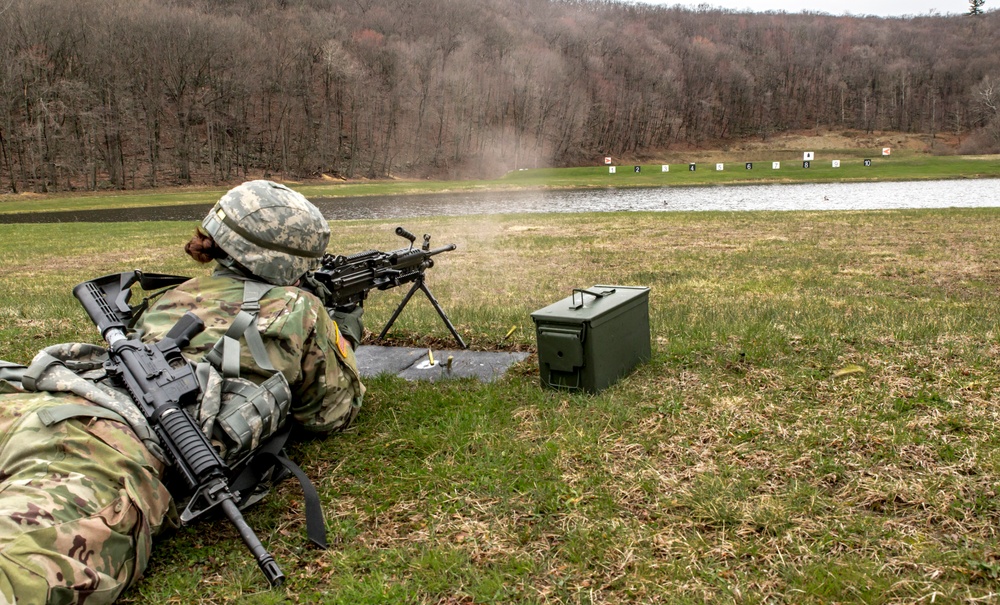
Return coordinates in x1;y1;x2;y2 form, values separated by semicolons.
570;288;616;310
395;226;417;244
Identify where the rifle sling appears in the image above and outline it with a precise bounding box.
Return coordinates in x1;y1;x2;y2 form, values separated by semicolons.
230;423;328;549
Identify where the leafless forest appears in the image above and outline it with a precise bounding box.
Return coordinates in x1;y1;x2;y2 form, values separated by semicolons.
0;0;998;192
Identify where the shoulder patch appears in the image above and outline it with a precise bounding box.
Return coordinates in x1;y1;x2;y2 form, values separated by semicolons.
334;322;350;359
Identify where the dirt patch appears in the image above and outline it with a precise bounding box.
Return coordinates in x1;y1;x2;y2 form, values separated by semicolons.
734;129;959;153
619;129;966;165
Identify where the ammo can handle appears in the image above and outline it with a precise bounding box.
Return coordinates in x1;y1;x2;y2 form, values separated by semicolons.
570;288;616;310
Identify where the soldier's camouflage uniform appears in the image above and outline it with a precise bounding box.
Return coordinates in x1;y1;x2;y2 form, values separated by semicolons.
136;272;364;434
0;271;364;605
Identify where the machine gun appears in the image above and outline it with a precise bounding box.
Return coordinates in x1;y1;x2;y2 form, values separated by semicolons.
73;271;284;587
304;226;467;349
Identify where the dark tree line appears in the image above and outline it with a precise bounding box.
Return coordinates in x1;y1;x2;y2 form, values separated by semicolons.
0;0;998;193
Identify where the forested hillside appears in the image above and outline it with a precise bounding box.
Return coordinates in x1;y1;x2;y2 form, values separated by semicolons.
0;0;997;192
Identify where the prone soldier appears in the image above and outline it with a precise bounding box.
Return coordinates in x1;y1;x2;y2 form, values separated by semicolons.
0;180;365;603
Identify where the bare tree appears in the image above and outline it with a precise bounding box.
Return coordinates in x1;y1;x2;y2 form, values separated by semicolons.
2;0;1000;190
973;75;1000;147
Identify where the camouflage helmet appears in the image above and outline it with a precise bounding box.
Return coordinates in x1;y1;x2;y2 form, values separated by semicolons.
201;180;330;286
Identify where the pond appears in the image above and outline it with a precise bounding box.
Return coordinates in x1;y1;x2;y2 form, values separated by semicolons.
2;179;999;223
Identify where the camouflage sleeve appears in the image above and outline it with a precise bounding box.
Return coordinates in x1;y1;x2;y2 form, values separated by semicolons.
290;296;365;434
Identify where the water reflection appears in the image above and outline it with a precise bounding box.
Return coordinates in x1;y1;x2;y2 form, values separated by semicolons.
2;179;999;224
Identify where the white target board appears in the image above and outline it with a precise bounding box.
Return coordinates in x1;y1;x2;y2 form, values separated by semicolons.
882;148;891;156
605;157;612;164
772;162;780;169
662;165;669;172
803;152;815;161
609;166;616;174
832;160;841;168
716;163;724;171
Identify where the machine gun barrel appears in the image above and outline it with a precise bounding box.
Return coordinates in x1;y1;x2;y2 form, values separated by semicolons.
321;243;455;273
73;272;284;587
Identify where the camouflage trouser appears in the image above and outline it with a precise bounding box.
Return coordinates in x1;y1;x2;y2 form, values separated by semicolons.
0;392;174;605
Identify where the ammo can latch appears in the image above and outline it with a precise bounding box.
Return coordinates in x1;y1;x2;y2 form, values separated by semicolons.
537;325;585;373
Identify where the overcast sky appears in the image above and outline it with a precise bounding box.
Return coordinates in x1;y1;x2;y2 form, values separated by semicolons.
631;0;973;17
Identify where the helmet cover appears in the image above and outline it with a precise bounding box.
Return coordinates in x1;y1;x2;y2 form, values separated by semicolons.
201;180;330;285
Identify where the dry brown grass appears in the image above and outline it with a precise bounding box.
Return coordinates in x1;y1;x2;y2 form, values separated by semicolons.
6;208;1000;604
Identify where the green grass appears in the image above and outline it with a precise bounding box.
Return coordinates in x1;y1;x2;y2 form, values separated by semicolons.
496;152;1000;189
1;152;998;215
3;208;1000;603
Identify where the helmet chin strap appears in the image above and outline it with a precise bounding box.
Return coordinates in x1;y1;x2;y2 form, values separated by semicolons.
216;254;240;273
217;255;269;284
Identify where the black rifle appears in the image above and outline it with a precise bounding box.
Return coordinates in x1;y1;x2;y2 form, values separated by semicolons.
73;271;284;587
304;226;467;349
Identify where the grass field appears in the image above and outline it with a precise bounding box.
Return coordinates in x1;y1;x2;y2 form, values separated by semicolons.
0;152;998;216
2;207;1000;604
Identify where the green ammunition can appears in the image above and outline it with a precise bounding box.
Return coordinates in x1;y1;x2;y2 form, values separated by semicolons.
531;285;651;393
